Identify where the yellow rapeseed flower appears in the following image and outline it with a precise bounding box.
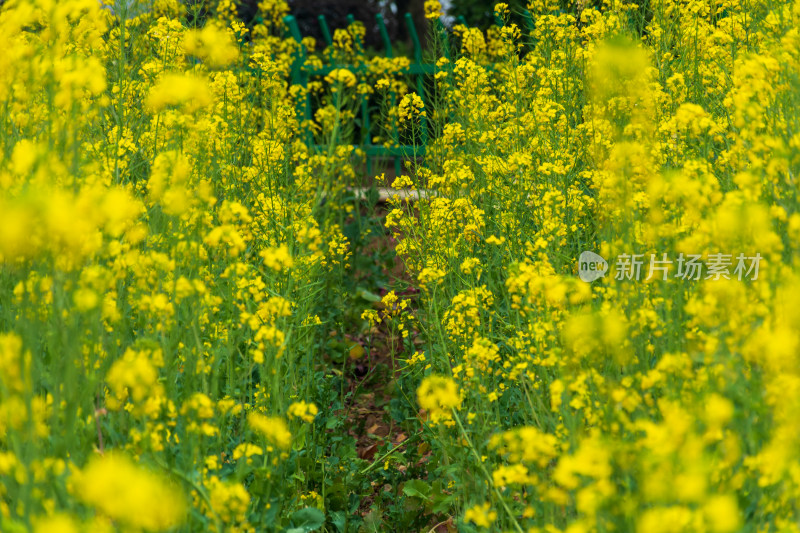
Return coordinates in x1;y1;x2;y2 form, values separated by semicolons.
398;92;425;122
259;244;294;271
703;494;741;533
248;412;292;450
325;68;356;88
417;375;461;425
206;476;250;524
424;0;443;20
183;23;239;67
464;502;497;528
33;513;80;533
146;73;212;113
105;348;164;413
72;453;186;531
287;401;318;423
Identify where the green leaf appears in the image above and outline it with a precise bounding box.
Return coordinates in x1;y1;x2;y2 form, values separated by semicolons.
356;287;382;303
402;479;432;501
287;507;325;533
330;511;347;532
293;424;309;451
432;492;456;514
430;479;456;514
362;507;383;532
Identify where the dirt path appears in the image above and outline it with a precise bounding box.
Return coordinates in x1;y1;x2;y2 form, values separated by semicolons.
326;195;454;532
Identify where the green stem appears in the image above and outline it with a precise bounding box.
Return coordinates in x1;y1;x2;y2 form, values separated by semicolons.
360;432;421;475
452;411;524;533
155;458;224;532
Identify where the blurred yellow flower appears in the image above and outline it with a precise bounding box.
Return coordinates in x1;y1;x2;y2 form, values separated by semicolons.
33;513;80;533
417;375;461;424
146;73;212;113
288;401;318;423
72;453;186;531
464;502;497;528
259;244;294;271
424;0;443;20
703;494;741;533
325;68;356;88
248;412;292;450
183;23;239;67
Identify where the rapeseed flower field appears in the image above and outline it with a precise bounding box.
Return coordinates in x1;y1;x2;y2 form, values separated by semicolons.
1;0;799;531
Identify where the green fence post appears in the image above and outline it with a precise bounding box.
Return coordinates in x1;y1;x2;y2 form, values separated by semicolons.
317;15;335;82
376;13;393;58
284;15;304;83
404;12;423;63
346;14;364;52
318;14;333;46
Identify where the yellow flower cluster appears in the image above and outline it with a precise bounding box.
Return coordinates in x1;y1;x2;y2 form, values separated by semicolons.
183;22;239;67
424;1;443;21
105;347;165;414
325;68;356;88
464;502;497;528
0;183;144;268
72;452;186;531
259;244;294;271
248;412;292;450
417;375;461;425
0;0;362;529
385;0;800;531
3;0;800;530
287;401;318;423
146;73;213;113
398;92;426;122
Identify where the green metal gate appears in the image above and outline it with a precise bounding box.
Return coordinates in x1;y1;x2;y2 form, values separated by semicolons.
282;10;539;176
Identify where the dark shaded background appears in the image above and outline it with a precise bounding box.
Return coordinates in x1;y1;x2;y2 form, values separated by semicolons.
446;0;530;28
237;0;428;50
237;0;526;51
